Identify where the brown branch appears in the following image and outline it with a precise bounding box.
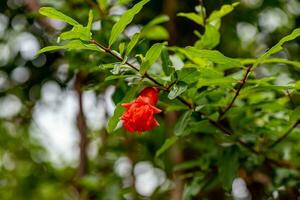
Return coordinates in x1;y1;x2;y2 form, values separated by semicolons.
75;73;89;178
237;139;295;169
268;120;300;149
90;40;297;170
90;39;194;109
85;0;106;17
286;90;295;107
219;65;253;120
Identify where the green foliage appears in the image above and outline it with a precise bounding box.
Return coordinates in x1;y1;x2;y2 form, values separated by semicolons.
39;7;79;26
140;42;165;75
155;136;178;158
3;0;300;199
109;0;150;46
38;40;101;54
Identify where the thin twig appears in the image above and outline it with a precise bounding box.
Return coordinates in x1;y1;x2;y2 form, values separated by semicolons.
286;90;295;107
268;120;300;149
219;65;253;120
91;39;194;109
91;39;297;169
85;0;106;17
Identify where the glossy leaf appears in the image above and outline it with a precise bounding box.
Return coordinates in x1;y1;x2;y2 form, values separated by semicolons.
155;136;178;157
175;111;193;136
178;13;204;26
37;40;101;54
140;43;165;75
218;146;239;190
161;48;174;76
254;28;300;68
59;25;91;41
168;82;188;100
39;7;79;26
195;24;220;49
207;2;239;22
109;0;150;46
184;47;242;67
125;33;140;56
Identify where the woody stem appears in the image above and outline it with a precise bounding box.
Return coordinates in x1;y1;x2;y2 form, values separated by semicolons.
91;39;193;109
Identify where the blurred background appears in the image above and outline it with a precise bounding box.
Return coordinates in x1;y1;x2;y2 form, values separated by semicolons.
0;0;299;199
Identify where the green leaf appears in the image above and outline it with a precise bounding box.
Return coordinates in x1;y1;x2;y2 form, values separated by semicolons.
291;107;300;124
177;13;204;26
207;2;239;23
254;28;300;68
161;48;173;76
146;15;170;27
107;87;139;133
115;0;133;6
175;111;192;136
59;25;91;41
119;42;126;56
218;146;239;190
109;0;150;46
141;25;169;40
155;136;178;157
140;43;165;75
87;10;93;31
168;82;188;100
37;40;101;54
177;67;200;84
197;77;237;88
105;74;136;81
240;58;300;69
39;7;79;26
195;24;220;49
125;33;140;56
183;176;206;200
183;47;242;67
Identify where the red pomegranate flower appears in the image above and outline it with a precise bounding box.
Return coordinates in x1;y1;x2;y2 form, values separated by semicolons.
121;87;161;133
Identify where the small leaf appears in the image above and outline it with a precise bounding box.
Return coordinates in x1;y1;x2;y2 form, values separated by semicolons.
37;40;101;54
254;28;300;68
291;107;300;124
177;67;200;84
207;2;239;23
155;136;178;157
119;42;126;56
146;15;170;27
107;86;139;133
168;82;188;100
218;146;239;190
59;25;91;41
87;10;93;31
175;111;193;136
161;47;173;76
140;43;165;75
141;25;169;40
39;7;79;26
125;32;140;56
109;0;150;46
183;47;242;67
195;24;220;49
197;77;237;88
177;13;204;26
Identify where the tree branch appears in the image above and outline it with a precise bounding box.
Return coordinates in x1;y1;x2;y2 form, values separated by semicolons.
219;65;253;120
268;120;300;149
91;39;297;170
90;39;194;109
75;73;89;178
